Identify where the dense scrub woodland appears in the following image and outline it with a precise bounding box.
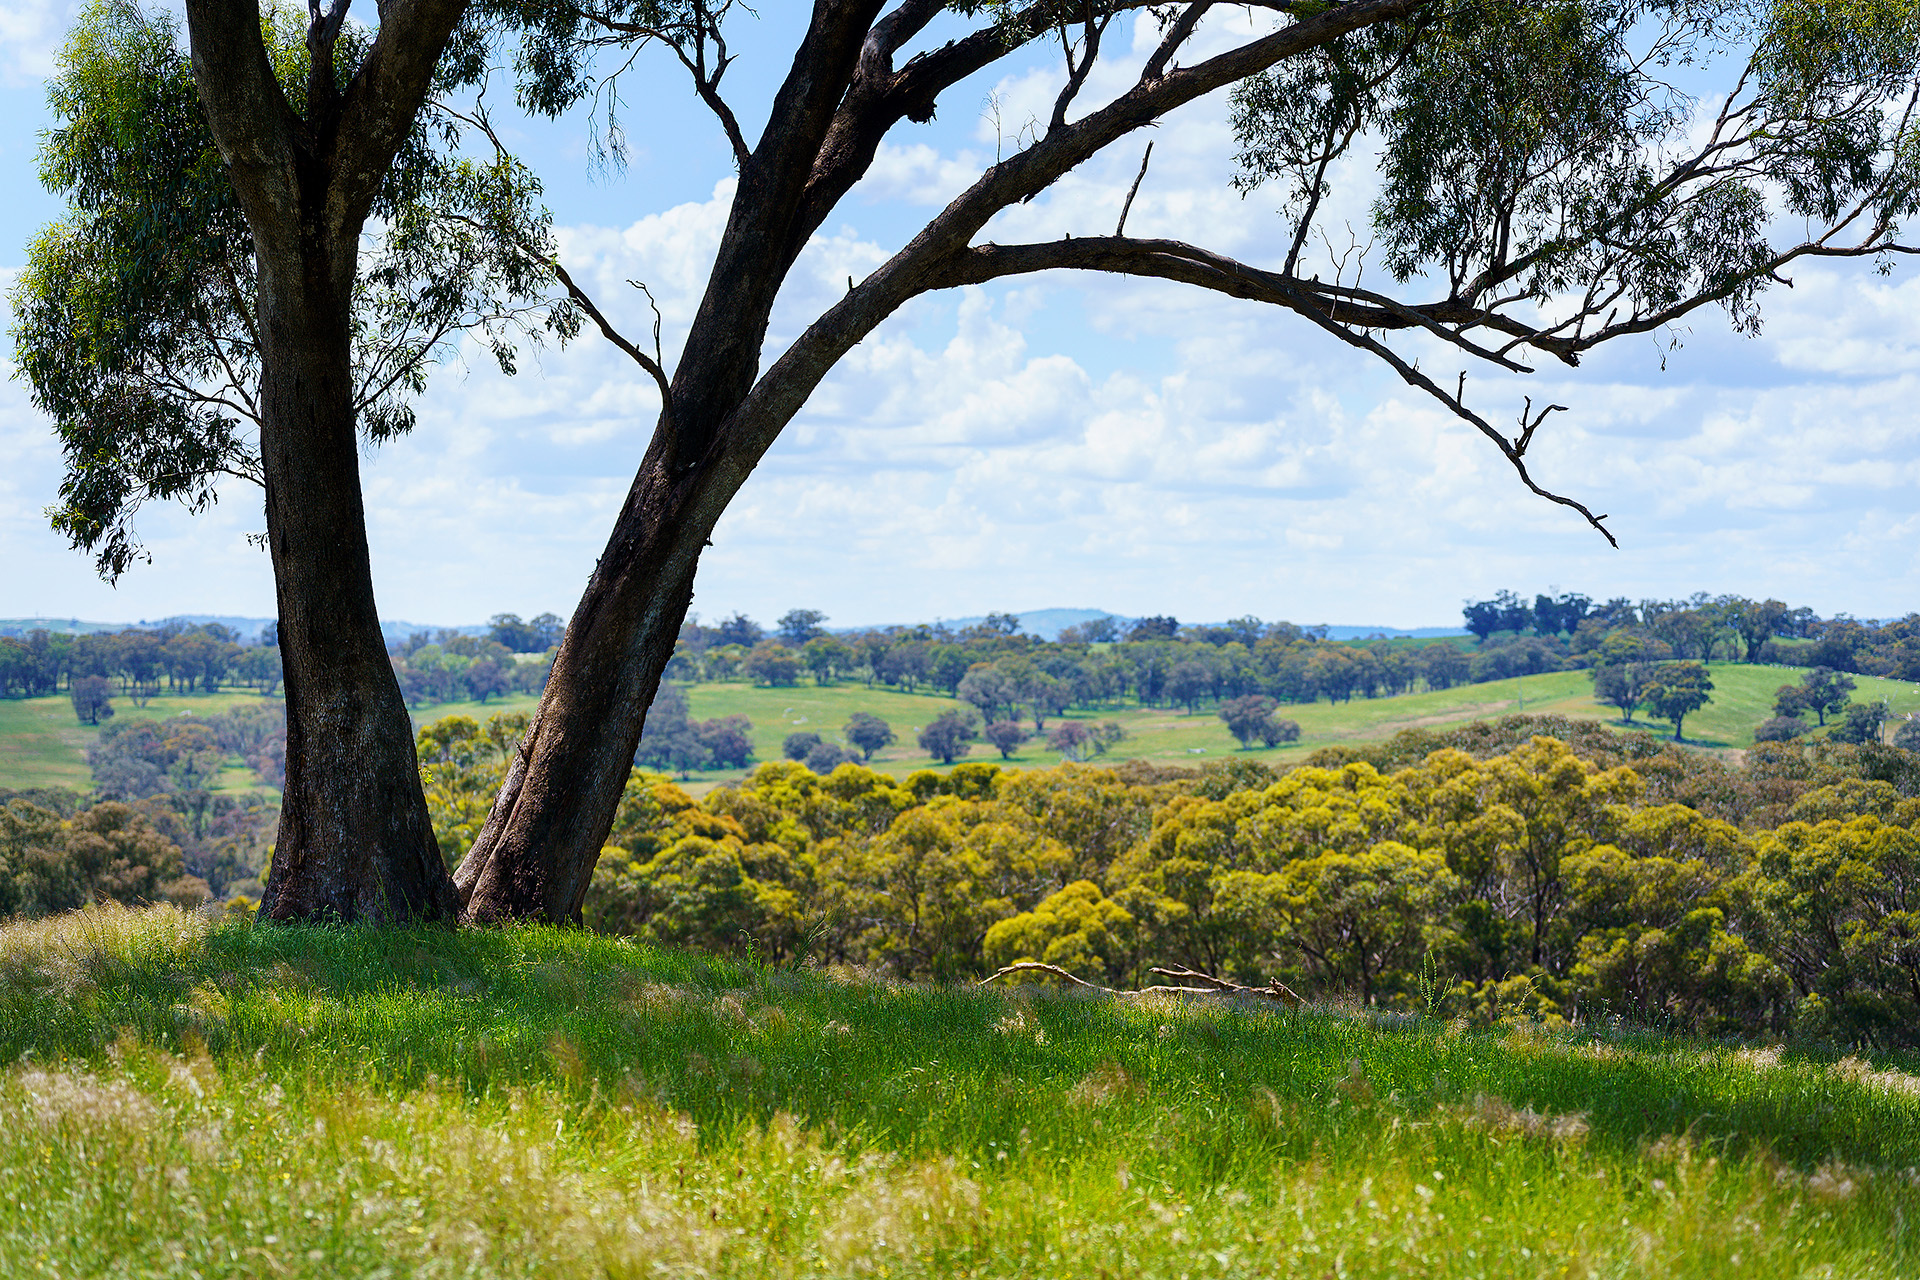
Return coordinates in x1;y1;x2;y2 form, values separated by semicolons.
407;717;1920;1048
15;710;1920;1047
0;904;1915;1277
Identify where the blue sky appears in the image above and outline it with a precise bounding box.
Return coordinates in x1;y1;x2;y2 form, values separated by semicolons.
3;4;1918;631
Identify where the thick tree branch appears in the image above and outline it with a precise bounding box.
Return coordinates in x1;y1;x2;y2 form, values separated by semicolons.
330;0;473;228
182;0;301;222
945;237;1535;371
937;236;1615;543
705;0;1429;489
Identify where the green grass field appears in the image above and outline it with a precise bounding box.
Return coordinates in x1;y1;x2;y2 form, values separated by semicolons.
671;663;1920;791
0;689;285;795
7;662;1917;796
1;903;1914;1278
0;688;547;796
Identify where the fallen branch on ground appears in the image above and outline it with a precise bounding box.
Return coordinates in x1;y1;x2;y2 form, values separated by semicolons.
978;961;1304;1007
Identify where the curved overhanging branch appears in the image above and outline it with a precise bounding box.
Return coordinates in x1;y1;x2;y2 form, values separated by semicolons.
946;236;1537;372
706;226;1617;550
937;235;1615;544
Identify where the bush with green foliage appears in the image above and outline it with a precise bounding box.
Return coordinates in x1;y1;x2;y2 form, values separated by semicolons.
468;719;1920;1046
0;793;206;914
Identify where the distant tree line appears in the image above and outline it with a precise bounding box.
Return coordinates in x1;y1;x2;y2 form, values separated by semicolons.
1462;589;1920;679
387;628;553;707
668;610;1492;721
0;611;570;716
0;622;281;703
655;591;1897;733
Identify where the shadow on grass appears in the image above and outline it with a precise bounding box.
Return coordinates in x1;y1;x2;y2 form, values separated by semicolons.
5;913;1915;1177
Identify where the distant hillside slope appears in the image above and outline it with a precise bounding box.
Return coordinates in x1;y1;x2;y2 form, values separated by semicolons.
846;609;1465;640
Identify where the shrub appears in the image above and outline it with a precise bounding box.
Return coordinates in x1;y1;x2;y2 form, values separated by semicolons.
1754;716;1809;743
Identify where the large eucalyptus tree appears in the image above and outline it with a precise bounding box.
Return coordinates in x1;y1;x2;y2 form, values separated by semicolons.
12;0;567;920
454;0;1920;922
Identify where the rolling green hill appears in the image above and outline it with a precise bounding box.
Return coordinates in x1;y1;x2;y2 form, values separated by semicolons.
5;662;1917;795
0;689;285;794
671;661;1920;791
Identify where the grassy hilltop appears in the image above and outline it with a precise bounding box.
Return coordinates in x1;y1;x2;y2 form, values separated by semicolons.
1;904;1915;1278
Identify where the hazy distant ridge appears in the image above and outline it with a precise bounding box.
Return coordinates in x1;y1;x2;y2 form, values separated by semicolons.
0;616;487;645
3;609;1466;644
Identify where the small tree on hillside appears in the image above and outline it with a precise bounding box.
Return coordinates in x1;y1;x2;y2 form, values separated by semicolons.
744;641;801;686
1219;694;1282;749
70;675;115;726
1642;661;1714;742
918;711;977;765
1048;721;1097;762
783;731;823;761
844;712;895;762
1591;662;1650;723
984;720;1029;759
1773;683;1813;723
1799;667;1857;727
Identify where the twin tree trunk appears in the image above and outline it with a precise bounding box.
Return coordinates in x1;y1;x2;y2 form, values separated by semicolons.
254;242;459;923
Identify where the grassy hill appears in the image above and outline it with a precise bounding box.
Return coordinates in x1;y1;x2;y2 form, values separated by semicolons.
0;904;1913;1278
669;662;1920;791
5;662;1919;795
0;689;285;794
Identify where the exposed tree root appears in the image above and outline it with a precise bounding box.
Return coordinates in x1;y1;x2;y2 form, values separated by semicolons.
978;962;1304;1008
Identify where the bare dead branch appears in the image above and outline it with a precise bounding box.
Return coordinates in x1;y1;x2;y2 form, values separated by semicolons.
979;960;1306;1006
552;259;674;415
1114;140;1153;235
1513;397;1565;458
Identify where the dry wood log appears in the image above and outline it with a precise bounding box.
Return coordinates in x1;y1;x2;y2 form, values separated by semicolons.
978;961;1304;1008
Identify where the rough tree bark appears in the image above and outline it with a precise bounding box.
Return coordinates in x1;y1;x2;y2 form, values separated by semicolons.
183;0;470;922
